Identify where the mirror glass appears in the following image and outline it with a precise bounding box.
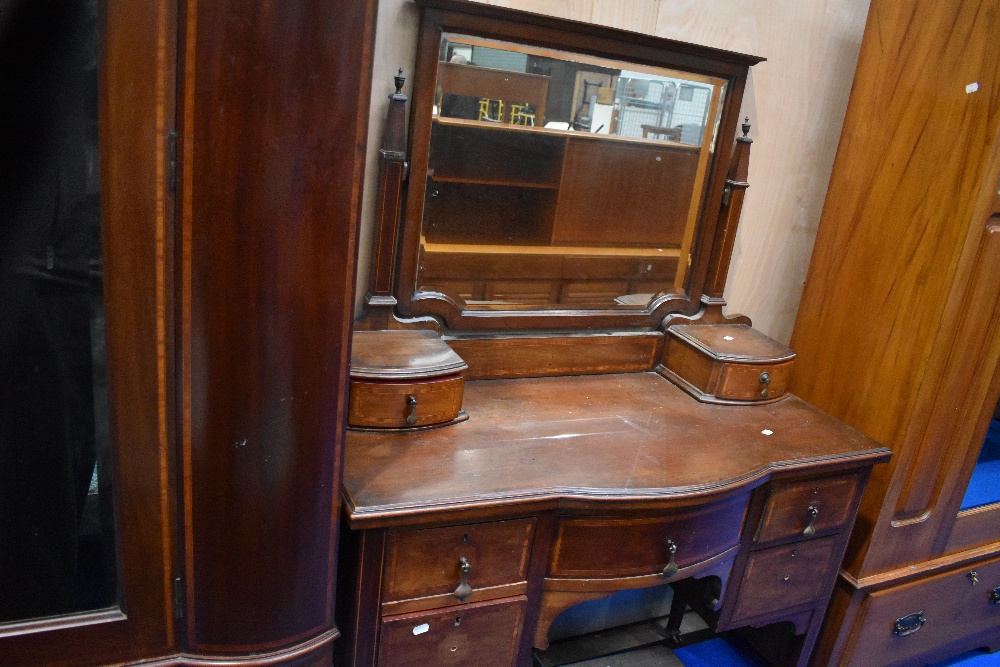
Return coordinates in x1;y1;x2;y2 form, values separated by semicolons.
417;34;728;310
0;0;118;624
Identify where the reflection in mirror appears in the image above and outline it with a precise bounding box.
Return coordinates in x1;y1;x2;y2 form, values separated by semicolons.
961;399;1000;511
0;0;117;623
417;34;728;310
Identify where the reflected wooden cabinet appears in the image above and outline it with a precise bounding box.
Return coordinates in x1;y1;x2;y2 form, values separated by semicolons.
421;120;696;304
0;0;375;665
790;1;1000;664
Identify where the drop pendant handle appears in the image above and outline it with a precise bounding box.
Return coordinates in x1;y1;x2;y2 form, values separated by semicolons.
454;556;472;601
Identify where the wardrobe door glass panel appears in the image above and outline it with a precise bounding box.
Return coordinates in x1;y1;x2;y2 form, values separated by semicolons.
0;0;117;624
960;399;1000;511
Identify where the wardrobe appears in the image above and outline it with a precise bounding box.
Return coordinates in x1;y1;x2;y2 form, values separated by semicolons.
790;1;1000;665
0;0;376;665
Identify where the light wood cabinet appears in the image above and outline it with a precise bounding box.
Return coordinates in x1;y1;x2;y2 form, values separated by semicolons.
790;1;1000;664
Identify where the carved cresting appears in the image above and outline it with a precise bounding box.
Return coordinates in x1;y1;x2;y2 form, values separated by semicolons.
361;70;409;329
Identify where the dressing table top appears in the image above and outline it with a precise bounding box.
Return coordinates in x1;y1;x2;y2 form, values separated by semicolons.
342;373;890;528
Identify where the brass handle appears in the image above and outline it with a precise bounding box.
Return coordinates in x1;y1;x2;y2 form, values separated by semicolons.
893;611;926;637
759;372;771;399
803;505;820;537
662;540;679;577
990;587;1000;605
969;571;979;586
405;395;418;426
454;556;472;601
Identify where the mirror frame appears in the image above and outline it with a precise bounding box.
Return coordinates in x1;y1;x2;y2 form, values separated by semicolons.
388;0;763;331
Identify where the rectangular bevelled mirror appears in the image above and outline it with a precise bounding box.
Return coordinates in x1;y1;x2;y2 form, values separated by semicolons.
419;34;728;311
378;0;762;332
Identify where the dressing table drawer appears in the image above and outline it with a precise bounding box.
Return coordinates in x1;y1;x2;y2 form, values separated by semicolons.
383;519;536;606
549;494;748;578
349;376;465;429
378;596;526;667
731;536;840;622
755;473;861;544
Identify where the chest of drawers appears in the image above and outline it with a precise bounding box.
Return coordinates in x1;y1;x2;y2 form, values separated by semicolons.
334;374;889;667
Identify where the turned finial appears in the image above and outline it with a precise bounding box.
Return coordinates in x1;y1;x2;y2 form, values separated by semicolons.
394;68;405;96
742;117;751;138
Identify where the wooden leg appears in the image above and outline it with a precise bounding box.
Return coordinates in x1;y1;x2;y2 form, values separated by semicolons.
665;581;690;645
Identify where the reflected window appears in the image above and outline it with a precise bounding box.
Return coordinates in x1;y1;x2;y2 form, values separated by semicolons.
0;0;116;623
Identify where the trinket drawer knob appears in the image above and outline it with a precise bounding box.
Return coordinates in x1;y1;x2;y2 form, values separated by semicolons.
759;372;771;399
405;395;418;426
454;556;472;601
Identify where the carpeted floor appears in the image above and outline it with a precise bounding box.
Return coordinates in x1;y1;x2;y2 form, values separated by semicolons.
545;620;1000;667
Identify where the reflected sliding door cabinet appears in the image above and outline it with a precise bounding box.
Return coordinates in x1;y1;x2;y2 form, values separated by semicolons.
790;1;1000;665
0;0;376;665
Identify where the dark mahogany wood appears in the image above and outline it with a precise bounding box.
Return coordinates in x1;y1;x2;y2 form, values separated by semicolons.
349;376;466;429
755;474;861;544
712;467;873;667
378;596;528;667
334;526;388;667
445;331;662;380
548;493;747;578
383;519;535;603
353;330;468;379
731;537;840;622
360;70;410;330
175;0;376;658
660;324;796;404
349;330;468;428
338;373;888;666
343;374;887;528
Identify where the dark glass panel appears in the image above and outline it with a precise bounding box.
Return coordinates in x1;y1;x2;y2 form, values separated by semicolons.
0;0;116;623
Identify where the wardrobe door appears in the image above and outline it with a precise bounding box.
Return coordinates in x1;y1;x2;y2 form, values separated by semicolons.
945;178;1000;553
0;0;178;665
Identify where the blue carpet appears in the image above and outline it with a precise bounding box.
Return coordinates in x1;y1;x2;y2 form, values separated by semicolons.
929;649;1000;666
674;637;768;667
674;639;1000;667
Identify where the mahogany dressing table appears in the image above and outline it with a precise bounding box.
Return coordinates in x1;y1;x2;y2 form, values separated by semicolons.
336;3;891;665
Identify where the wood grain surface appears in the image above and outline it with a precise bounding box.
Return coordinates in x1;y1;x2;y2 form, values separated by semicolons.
178;0;376;653
343;373;889;527
356;0;872;342
790;0;1000;578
